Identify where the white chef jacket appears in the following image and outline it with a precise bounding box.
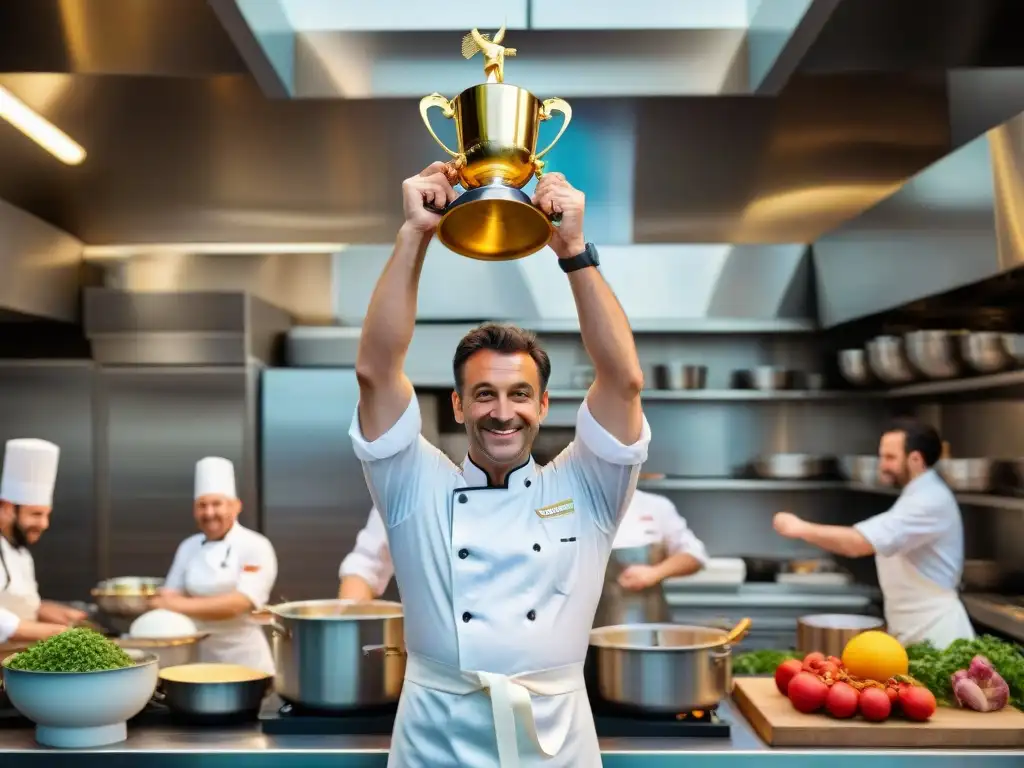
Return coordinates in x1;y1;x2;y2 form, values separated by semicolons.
164;522;278;674
350;394;651;768
0;535;41;643
339;505;394;597
854;468;975;648
341;488;706;598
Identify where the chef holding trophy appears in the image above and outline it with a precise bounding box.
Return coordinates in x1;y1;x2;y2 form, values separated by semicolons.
350;26;649;768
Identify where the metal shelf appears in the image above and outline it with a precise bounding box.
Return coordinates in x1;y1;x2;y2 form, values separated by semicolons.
848;482;1024;511
639;478;847;491
885;368;1024;399
516;318;817;334
548;389;872;402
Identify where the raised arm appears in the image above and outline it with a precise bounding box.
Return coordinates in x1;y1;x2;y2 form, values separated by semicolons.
533;173;644;444
355;162;458;441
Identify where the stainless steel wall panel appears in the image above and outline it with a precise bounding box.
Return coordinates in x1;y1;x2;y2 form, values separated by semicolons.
0;361;97;600
98;367;257;578
260;369;380;602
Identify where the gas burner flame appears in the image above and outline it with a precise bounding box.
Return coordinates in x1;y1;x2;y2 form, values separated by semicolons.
674;708;715;720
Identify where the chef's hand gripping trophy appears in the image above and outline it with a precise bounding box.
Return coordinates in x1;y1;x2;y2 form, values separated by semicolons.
419;26;572;261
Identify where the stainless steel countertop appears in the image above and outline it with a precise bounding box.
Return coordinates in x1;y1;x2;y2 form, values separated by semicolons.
0;699;1019;765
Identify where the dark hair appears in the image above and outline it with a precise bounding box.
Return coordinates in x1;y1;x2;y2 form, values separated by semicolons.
452;323;552;393
885;417;943;467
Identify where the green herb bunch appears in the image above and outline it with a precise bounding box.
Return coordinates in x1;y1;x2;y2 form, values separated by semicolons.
733;649;800;675
906;635;1024;708
3;628;134;673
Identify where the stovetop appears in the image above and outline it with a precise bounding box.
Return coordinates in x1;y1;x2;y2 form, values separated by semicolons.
258;697;731;739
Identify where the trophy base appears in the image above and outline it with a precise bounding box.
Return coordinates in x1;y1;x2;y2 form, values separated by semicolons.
437;185;553;262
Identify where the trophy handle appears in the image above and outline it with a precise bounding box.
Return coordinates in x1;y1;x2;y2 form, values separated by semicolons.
419;93;463;160
533;97;572;166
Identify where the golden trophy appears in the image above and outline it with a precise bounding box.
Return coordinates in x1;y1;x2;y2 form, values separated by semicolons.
419;26;572;261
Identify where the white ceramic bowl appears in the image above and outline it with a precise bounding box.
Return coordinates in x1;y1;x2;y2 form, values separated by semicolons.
1;649;159;748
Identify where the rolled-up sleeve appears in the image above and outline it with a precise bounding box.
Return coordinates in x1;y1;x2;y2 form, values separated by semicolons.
339;506;394;597
557;400;652;533
235;536;278;610
854;496;948;558
655;500;710;565
349;394;453;527
0;608;20;644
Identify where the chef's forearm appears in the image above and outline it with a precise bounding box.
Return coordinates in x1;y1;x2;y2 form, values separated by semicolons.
566;266;644;442
36;601;68;623
795;522;875;558
12;620;66;641
568;268;642;396
177;592;254;621
356;224;430;384
339;575;376;601
653;553;703;582
355;225;431;440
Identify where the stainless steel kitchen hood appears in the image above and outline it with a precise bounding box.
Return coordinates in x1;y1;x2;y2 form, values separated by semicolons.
812;110;1024;328
82;288;292;366
217;0;836;98
0;198;86;323
332;243;813;327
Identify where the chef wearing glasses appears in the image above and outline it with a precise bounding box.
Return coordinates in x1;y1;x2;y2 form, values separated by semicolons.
0;438;86;643
150;457;278;674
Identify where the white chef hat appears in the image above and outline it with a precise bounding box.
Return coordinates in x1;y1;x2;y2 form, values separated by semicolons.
0;438;60;507
194;457;237;500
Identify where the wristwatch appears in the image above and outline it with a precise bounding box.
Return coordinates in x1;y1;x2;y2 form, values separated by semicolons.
558;242;600;273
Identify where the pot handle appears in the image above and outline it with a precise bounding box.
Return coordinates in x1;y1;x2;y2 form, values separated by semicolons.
362;644;407;658
725;617;752;646
268;620;290;638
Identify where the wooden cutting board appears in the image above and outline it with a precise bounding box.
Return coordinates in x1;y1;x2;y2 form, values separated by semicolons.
732;677;1024;748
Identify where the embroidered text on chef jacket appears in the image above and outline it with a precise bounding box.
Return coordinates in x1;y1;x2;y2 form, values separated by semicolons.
342;488;706;598
350;394;651;767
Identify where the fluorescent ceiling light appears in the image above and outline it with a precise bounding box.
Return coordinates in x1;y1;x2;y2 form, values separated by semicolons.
82;243;346;259
0;86;86;166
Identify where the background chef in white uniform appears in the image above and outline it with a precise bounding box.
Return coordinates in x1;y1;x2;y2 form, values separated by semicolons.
0;438;87;643
150;457;277;674
773;417;975;649
350;164;650;767
338;489;708;601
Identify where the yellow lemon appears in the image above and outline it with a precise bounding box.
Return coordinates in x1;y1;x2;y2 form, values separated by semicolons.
841;630;909;681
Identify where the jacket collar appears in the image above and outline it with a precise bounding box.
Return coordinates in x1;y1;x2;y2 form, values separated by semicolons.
201;521;242;546
461;455;537;490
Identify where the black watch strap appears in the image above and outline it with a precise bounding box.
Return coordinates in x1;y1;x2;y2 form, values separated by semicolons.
558;243;600;273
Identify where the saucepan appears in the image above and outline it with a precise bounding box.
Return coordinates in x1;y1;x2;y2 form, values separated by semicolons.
587;618;752;712
269;599;406;710
155;663;272;719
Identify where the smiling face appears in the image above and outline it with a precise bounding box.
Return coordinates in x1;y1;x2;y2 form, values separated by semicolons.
193;494;241;541
452;349;549;483
0;501;50;547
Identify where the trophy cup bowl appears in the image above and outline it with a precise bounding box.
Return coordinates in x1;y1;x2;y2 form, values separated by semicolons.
420;83;572;261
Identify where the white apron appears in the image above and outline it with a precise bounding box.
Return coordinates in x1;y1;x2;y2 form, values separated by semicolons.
876;550;975;649
182;543;274;675
0;538;40;624
384;460;609;768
